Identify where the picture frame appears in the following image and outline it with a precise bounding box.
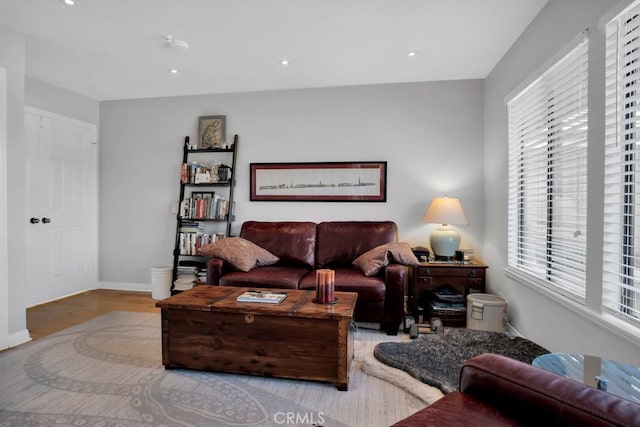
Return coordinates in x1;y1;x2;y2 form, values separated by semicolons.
250;161;387;202
198;115;226;149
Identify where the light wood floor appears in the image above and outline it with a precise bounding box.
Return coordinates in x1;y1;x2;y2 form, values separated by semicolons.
27;289;160;340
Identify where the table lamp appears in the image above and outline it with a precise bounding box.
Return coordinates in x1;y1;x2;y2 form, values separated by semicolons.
423;196;468;261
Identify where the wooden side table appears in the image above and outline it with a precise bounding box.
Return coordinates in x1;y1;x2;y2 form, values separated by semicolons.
409;261;488;320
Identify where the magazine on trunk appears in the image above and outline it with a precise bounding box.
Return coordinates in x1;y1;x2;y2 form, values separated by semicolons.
236;290;288;304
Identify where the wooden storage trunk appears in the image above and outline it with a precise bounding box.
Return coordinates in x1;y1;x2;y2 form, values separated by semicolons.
156;286;357;390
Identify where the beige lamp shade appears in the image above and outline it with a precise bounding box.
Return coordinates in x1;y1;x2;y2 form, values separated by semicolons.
423;196;468;225
423;196;468;259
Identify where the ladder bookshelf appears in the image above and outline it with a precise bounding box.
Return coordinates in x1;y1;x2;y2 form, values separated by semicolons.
171;134;238;293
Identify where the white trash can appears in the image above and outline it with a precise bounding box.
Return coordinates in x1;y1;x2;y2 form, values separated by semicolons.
150;266;172;300
466;293;507;332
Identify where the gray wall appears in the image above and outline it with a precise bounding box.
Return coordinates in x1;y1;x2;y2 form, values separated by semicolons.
484;0;640;365
25;77;99;125
99;80;486;286
0;21;100;340
0;23;28;338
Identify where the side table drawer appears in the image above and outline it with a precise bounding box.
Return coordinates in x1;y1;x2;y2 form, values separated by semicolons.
415;276;433;287
417;266;485;278
469;278;484;292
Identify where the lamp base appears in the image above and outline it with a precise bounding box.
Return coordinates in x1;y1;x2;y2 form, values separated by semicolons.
429;225;460;259
434;255;455;262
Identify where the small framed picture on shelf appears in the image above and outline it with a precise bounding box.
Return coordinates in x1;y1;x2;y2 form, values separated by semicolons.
198;115;226;149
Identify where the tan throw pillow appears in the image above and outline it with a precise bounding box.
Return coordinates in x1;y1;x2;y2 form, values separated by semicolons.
353;242;420;276
199;237;279;272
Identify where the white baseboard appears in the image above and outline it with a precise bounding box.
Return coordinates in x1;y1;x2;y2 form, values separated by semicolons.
27;288;93;308
506;322;521;337
9;284;153;350
99;282;151;292
8;329;31;348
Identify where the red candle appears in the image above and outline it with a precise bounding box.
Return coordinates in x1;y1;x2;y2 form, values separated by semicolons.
316;270;322;302
316;270;325;303
323;270;327;303
323;269;329;303
315;269;335;303
328;269;335;302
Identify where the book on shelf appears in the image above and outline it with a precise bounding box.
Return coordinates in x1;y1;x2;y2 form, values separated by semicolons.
236;291;288;304
173;265;197;291
178;260;207;269
180;161;230;185
179;221;203;233
179;192;229;220
173;282;195;291
178;232;226;255
196;271;207;282
174;266;196;279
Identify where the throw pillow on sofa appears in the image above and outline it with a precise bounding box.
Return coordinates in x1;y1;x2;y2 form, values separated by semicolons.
199;237;279;272
353;242;420;276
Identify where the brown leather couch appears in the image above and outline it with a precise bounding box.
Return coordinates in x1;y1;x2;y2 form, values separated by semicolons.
393;353;640;426
206;221;406;334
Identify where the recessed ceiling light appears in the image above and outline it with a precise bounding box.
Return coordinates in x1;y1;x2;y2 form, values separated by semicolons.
280;59;289;66
168;68;179;75
61;0;77;5
408;51;417;57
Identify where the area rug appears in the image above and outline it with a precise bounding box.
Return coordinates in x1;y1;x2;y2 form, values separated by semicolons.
374;328;549;394
0;311;429;427
359;351;444;404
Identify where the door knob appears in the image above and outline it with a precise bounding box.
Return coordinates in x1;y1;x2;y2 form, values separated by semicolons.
42;217;51;224
30;217;40;224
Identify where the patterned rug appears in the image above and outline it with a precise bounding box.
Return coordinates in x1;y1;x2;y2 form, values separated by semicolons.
0;311;428;427
374;328;549;394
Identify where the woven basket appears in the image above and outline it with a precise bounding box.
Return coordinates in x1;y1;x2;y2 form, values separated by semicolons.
428;302;466;326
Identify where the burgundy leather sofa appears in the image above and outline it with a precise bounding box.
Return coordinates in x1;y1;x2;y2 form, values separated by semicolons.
206;221;406;334
393;353;640;426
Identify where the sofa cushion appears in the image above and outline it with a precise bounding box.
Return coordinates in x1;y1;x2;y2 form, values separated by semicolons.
199;237;279;272
299;267;386;302
315;221;398;268
240;221;316;268
219;265;311;289
353;242;420;276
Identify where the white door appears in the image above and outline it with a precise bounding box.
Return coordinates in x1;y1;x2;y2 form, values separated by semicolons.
25;108;97;307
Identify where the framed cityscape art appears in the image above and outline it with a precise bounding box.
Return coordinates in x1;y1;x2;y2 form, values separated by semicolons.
250;161;387;202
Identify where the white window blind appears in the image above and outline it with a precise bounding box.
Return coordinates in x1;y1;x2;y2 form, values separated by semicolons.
604;2;640;325
507;36;589;299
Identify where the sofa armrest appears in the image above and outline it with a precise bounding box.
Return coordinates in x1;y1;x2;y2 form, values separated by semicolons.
381;263;406;335
460;353;640;427
206;258;231;285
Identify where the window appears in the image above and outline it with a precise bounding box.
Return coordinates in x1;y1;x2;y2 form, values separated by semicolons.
507;36;589;299
604;3;640;325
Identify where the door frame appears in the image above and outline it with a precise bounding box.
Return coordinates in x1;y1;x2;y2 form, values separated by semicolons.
0;68;8;350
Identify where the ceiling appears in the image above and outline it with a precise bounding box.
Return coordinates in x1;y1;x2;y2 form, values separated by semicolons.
0;0;548;101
